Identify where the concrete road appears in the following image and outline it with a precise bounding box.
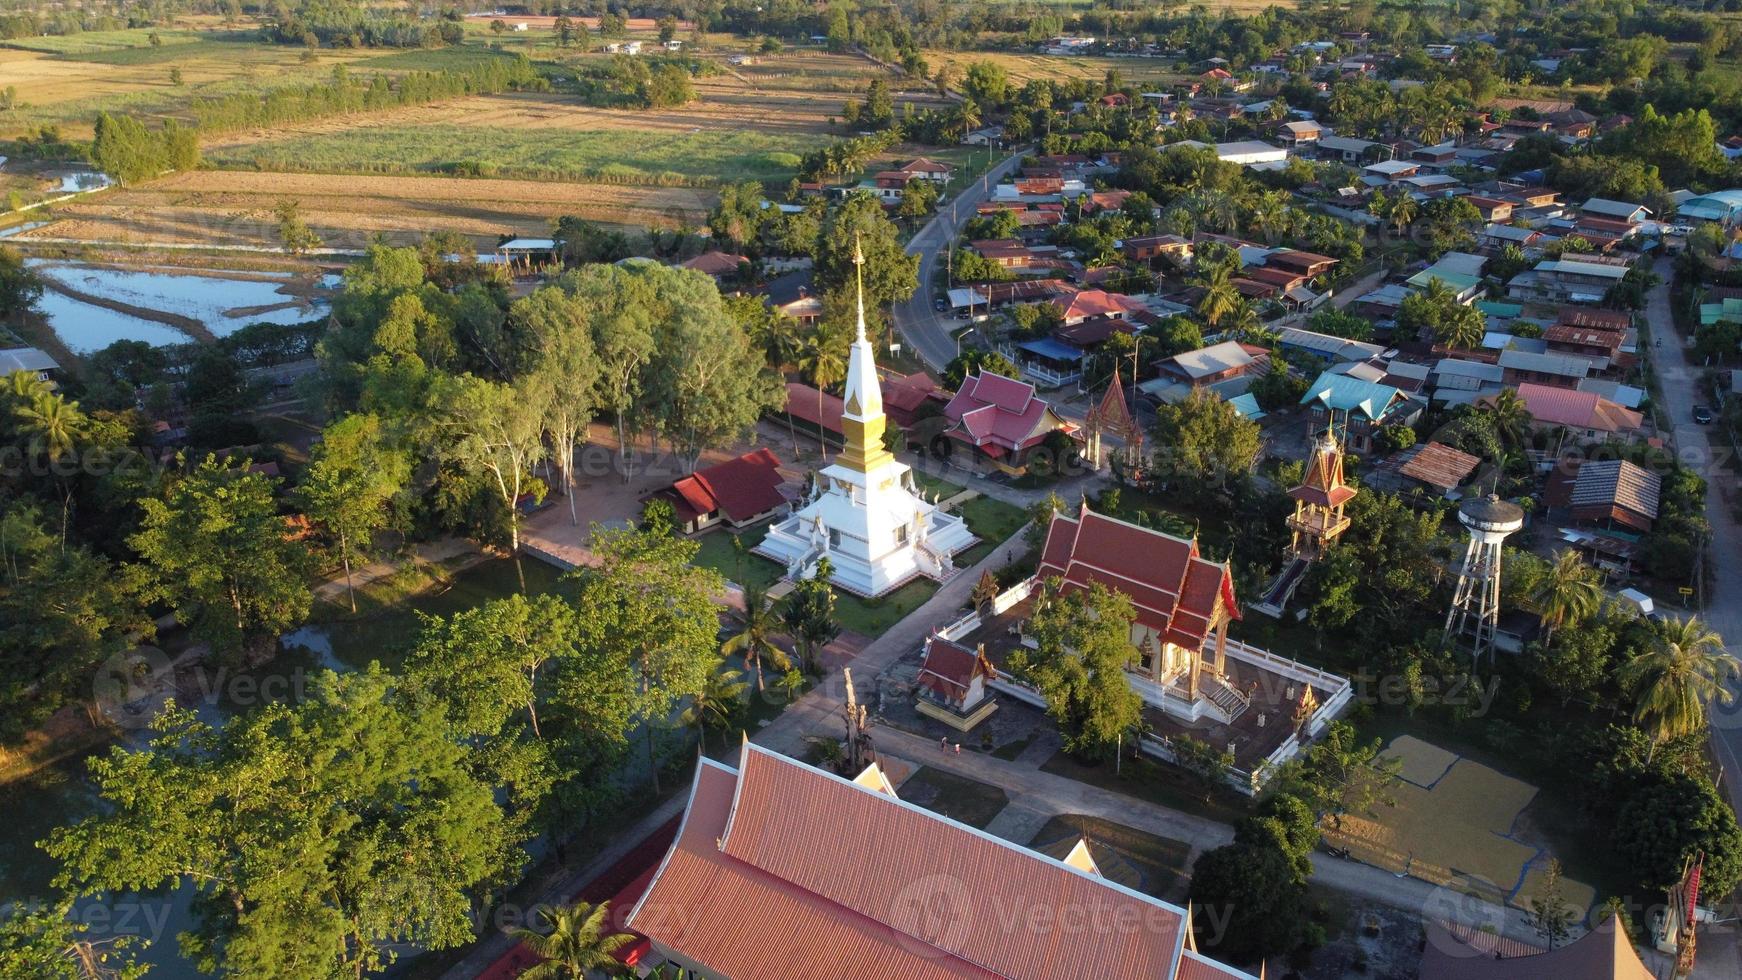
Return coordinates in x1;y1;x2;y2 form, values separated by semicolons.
1645;257;1742;816
894;148;1031;371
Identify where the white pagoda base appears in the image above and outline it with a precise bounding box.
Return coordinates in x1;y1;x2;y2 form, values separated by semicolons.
755;462;978;598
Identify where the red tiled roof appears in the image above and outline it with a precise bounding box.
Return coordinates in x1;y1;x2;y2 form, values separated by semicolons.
783;382;844;434
942;373;1070;454
1513;382;1643;434
628;746;1236;980
659;449;787;524
918;635;993;699
679;250;748;276
1056;314;1140;348
1419;916;1650;980
1053;288;1148;323
880;370;945;419
1037;505;1238;652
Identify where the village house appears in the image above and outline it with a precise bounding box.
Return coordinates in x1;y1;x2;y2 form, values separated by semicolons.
1299;371;1422;453
1276;119;1324;146
1545;307;1629;365
1498;348;1598;389
1545;458;1662;533
1265;248;1339;279
760;269;822;324
1154;340;1271;387
1391;441;1484;497
1317;134;1385;163
1507;383;1647;443
1507;253;1632;304
1480;223;1543;252
678;249;748;281
1051;287;1148;325
1122;233;1194;266
0;347;59;386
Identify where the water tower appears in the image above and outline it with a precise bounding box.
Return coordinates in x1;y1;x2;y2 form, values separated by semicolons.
1444;494;1525;662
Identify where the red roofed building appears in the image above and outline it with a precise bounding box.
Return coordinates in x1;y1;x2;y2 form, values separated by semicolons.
1508;382;1646;442
678;249;748;280
916;634;999;729
1036;504;1246;713
941;372;1079;475
627;743;1260;980
1052;287;1149;325
644;448;792;534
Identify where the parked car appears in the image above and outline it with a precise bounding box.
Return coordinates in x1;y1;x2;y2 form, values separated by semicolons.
1694;405;1715;424
933;297;949;312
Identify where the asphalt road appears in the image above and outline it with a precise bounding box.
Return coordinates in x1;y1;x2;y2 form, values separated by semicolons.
1646;257;1742;817
893;147;1031;371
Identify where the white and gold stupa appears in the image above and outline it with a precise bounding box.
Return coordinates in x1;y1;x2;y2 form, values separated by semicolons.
755;243;977;596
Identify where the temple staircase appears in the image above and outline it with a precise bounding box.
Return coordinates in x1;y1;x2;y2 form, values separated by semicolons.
1201;670;1251;722
1250;556;1311;618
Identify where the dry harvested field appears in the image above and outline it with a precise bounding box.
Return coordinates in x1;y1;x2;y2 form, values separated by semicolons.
925;50;1190;88
17;170;712;250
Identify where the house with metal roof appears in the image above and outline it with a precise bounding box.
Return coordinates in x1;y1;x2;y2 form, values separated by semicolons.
1579;197;1651;223
1407;251;1487;303
1299;371;1421;452
1278;326;1385;364
941;372;1078;475
1498;348;1597;389
1545;458;1662;532
1507;254;1631;304
1508;382;1646;442
1676;188;1742;224
0;347;59;383
1317;134;1384;162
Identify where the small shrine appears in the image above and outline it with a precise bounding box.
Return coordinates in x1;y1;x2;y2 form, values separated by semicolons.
1084;365;1143;473
1253;427;1357;616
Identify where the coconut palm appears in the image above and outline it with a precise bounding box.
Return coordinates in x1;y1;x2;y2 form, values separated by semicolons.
1194;261;1242;329
1247;191;1290;245
794;328;847;461
1388;194;1417;235
14;392;81;462
1481;387;1532;449
1;369;50;406
1531;550;1604;645
721;582;791;692
508;902;634;980
682;665;748;752
1617;616;1741;752
953;99;982;141
1435;302;1486;351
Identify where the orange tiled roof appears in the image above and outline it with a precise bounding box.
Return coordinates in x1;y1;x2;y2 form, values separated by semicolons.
628;746;1254;979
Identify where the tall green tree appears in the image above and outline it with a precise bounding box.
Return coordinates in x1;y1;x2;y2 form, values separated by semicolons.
722;582;791;692
1149;387;1262;491
1276;720;1401;831
432;374;551;585
0;902;147;980
298;413;408;612
1530;550;1603;646
1188;793;1323;964
681;663;748;752
1007;581;1143;760
782;557;841;675
512;286;600;525
129;454;312;653
45;669;524;978
554;265;656;477
572;523;723;793
645;268;781;470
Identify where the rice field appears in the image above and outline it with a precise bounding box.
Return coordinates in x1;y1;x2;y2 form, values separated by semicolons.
17;170;713;249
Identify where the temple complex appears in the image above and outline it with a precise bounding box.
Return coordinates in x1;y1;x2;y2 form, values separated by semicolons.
755;244;977;596
929;503;1351;791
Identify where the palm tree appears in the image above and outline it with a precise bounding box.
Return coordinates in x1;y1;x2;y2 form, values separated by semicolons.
721;582;791;692
1617;617;1741;753
773;667;807;703
1482;387;1532;449
1247;191;1288;245
1194;261;1241;329
682;665;747;752
794;329;846;461
509;902;633;980
1531;550;1603;645
1388;194;1417;235
1;369;50;406
953;99;982;141
1436;303;1485;351
14;391;81;462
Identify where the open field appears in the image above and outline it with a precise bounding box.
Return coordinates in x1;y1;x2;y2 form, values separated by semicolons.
924;49;1192;88
13;169;711;249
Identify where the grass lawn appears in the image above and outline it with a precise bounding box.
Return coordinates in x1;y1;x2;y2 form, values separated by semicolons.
911;469;965;497
303;555;569;671
990;732;1035;761
690;523;784;593
1041;750;1251;825
834;576;939;635
898;766;1010;829
207;123;814;184
1031;814;1192;899
951;494;1028;566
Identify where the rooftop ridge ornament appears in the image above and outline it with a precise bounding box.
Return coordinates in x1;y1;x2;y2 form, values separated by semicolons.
854;233;867;344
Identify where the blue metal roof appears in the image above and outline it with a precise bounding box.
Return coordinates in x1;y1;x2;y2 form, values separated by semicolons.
1299;371;1407;421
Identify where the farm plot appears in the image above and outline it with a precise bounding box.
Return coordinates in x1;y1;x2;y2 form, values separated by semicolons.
17;170;713;250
